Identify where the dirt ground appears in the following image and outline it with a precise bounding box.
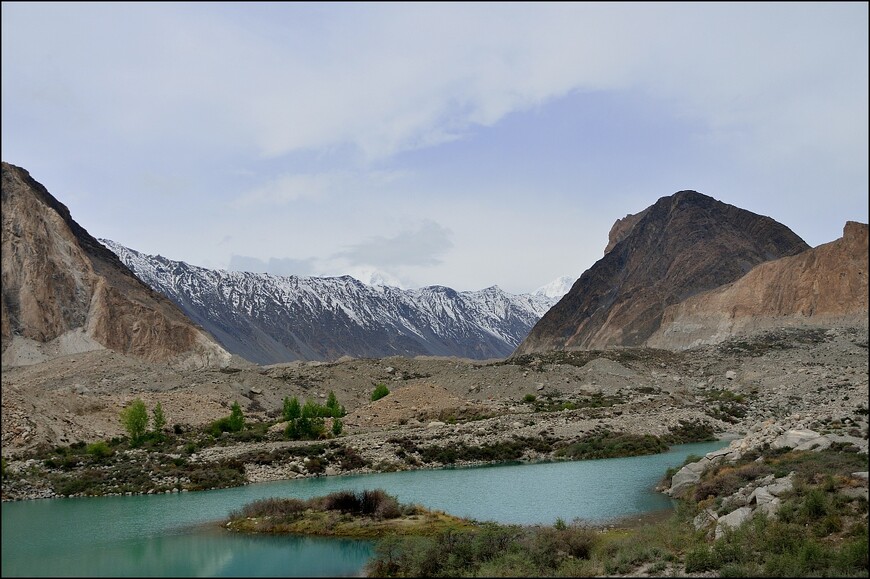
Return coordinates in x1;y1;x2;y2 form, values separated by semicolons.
3;324;867;469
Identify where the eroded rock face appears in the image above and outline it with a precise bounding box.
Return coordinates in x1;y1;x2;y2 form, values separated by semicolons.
648;221;869;349
516;191;810;354
603;208;649;255
1;162;229;366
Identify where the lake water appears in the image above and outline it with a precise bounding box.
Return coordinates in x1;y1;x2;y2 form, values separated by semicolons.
1;440;727;577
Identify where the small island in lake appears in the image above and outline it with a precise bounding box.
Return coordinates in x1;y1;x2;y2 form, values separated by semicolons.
224;489;477;538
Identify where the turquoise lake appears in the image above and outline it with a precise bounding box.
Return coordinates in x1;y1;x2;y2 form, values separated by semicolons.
1;439;727;577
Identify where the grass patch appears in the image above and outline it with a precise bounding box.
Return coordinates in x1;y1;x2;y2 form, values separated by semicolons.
226;489;473;538
556;431;668;460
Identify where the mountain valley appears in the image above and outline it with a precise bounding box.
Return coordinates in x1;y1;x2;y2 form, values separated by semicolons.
2;162;867;577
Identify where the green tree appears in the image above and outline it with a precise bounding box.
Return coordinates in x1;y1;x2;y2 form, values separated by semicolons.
300;399;325;439
285;419;300;440
332;417;343;436
152;402;167;433
283;396;301;422
325;391;345;418
371;384;390;401
120;398;149;445
228;402;245;432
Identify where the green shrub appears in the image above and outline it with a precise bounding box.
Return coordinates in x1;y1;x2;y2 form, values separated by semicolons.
152;402;167;433
332;417;343;436
208;416;235;437
371;384;390;401
209;402;246;437
523;394;537;403
283;396;301;422
85;441;113;459
684;545;720;573
556;431;668;460
325;391;345;418
228;402;245;432
120;399;148;445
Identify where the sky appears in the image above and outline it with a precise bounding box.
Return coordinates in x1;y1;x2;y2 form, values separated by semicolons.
2;2;867;294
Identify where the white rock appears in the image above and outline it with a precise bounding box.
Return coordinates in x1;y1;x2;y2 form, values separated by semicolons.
771;429;823;450
715;507;753;539
749;486;775;505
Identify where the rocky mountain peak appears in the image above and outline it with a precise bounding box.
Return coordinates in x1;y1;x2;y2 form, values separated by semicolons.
1;162;229;367
515;190;811;354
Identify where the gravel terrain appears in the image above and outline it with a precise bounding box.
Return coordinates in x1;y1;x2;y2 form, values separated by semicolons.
2;323;867;499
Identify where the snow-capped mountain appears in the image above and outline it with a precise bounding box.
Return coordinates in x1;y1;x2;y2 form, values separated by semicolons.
101;240;565;364
532;275;575;300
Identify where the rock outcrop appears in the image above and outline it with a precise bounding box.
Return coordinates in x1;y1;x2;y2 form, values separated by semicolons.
648;221;869;349
516;191;810;354
1;162;229;367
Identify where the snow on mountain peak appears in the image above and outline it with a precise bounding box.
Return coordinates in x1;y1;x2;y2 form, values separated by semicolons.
99;239;562;363
347;267;405;289
532;276;575;300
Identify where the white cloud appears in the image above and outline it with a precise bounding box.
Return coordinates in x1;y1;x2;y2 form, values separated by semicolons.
3;3;865;170
333;220;454;268
232;173;336;207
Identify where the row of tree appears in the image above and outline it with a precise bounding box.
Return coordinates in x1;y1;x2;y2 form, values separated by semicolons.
119;389;353;445
283;391;345;439
119;399;166;445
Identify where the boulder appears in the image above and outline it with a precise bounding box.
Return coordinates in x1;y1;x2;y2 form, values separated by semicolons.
749;486;775;506
771;429;824;450
669;458;710;498
767;473;795;496
758;497;782;518
693;508;718;531
715;506;754;539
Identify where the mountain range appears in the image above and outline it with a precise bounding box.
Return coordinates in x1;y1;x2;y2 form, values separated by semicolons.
100;240;563;364
3;161;866;371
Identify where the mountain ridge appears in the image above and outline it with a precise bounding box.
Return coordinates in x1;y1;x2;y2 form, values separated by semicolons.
648;220;869;349
515;190;812;354
101;240;563;364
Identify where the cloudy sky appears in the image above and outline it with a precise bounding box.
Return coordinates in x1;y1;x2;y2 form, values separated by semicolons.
3;3;867;294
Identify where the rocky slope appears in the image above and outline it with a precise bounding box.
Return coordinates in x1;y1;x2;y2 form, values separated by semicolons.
516;190;810;354
101;240;560;364
1;162;229;368
649;221;869;349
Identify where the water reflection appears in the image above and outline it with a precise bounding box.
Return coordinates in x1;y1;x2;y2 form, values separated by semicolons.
2;525;373;577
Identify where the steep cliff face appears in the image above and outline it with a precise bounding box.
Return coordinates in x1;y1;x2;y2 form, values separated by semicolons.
515;191;811;354
648;221;869;349
603;208;649;254
1;162;229;366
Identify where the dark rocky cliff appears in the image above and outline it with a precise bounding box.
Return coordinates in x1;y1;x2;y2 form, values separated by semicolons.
515;190;810;354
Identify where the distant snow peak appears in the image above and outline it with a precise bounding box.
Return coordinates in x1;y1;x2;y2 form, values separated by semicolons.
347;267;404;289
533;275;575;300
